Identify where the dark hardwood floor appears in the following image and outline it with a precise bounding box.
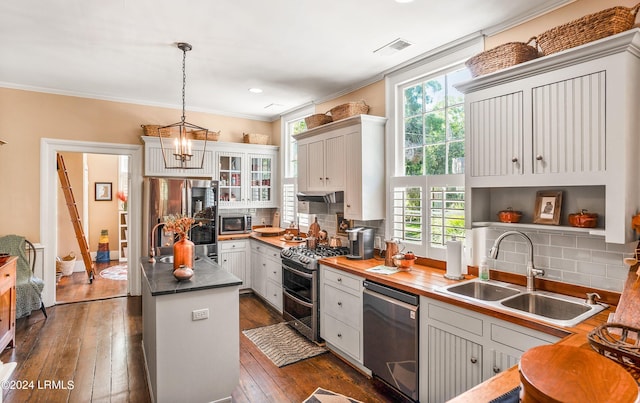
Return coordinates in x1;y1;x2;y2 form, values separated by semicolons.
56;261;128;304
1;292;399;402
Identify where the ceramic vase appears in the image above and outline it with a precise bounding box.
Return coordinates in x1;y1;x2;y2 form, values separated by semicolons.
173;236;195;270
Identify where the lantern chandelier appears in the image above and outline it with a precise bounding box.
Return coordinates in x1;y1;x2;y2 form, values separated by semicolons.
158;42;210;169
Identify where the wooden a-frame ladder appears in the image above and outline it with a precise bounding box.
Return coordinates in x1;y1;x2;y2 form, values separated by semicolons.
56;153;95;283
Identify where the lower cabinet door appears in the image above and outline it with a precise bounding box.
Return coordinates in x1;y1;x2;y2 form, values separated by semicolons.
427;325;483;402
323;314;361;362
265;280;282;312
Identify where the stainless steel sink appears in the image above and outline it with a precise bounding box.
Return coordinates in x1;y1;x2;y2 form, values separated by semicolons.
444;280;521;301
435;279;607;327
500;292;590;320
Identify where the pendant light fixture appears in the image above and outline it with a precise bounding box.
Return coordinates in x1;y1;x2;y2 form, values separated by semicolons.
158;42;210;169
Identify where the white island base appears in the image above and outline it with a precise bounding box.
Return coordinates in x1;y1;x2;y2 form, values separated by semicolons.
142;264;240;403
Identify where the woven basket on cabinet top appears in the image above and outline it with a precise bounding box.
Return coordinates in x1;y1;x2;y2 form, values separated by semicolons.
465;38;539;77
304;113;333;129
243;133;269;145
536;3;640;55
191;130;220;141
141;124;171;137
329;101;369;122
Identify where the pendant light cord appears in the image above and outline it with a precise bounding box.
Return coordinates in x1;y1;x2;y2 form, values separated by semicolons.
181;47;186;123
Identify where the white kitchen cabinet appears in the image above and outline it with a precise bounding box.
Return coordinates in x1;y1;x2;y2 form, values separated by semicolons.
295;115;387;219
458;30;640;243
141;136;215;177
304;133;345;191
320;265;366;369
219;240;250;289
250;241;282;312
215;144;279;209
419;296;559;402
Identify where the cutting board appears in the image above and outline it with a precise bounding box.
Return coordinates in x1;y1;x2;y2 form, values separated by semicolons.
254;227;285;236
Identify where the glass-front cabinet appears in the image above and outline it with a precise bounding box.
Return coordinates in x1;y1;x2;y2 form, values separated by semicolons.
249;155;273;204
218;153;244;204
215;145;278;209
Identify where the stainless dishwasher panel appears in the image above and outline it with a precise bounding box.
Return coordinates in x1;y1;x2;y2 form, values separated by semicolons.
363;280;419;401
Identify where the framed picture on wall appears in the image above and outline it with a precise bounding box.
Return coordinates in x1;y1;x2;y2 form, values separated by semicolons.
336;212;353;236
533;190;562;225
95;182;112;201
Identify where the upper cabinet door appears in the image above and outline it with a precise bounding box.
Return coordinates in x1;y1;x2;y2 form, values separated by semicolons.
306;139;325;191
532;71;606;175
468;91;524;178
248;154;276;207
323;134;345;190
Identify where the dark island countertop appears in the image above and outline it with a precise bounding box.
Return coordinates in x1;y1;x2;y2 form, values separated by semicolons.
140;256;242;296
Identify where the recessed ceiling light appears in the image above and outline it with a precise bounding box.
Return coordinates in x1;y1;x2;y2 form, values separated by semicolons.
248;88;263;94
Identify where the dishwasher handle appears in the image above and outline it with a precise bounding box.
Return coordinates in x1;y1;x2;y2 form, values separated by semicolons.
363;280;419;306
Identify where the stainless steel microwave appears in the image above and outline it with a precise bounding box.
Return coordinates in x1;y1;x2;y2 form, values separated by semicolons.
219;214;252;235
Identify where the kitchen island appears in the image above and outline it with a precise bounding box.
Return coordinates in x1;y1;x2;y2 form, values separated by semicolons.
141;257;242;403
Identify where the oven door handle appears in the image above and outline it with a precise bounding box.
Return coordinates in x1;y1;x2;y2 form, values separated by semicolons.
283;289;313;308
282;264;313;279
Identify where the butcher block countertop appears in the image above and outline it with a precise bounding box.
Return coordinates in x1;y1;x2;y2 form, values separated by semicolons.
249;233;637;401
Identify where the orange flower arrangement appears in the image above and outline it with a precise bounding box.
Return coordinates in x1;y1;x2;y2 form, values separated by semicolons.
164;214;195;239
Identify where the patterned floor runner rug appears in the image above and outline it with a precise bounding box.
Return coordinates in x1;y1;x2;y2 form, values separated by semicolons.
242;322;327;367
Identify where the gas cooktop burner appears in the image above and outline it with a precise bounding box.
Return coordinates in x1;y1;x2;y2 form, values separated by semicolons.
280;244;350;264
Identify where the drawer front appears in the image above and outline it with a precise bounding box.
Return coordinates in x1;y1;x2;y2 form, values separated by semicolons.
251;242;280;259
428;302;483;337
220;240;247;251
265;280;282;311
0;264;15;293
323;314;361;361
323;284;361;326
265;259;282;284
490;323;555;352
322;266;362;293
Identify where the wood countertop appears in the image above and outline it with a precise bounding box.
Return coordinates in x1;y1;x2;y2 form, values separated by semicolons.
246;233;635;401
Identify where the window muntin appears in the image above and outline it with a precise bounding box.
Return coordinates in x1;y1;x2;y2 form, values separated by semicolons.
429;186;465;246
392;186;423;243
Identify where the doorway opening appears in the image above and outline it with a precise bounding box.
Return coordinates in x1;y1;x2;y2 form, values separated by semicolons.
40;139;143;308
55;152;129;304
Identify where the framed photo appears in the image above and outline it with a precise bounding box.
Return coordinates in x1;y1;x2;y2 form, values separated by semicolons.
336;212;353;236
95;182;112;201
533;191;562;225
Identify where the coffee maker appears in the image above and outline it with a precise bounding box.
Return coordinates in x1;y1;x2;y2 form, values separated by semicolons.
346;227;374;260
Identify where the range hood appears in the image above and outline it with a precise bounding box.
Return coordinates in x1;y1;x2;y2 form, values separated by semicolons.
296;191;344;204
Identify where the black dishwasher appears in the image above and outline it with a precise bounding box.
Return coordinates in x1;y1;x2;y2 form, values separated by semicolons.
363;280;419;401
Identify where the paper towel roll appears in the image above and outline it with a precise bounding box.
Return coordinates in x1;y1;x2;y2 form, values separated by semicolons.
445;240;464;280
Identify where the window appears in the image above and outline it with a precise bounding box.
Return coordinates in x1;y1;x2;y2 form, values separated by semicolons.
403;68;470;176
280;105;313;227
385;36;482;258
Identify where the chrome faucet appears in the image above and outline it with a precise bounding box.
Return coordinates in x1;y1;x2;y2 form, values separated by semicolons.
149;222;165;263
488;230;544;292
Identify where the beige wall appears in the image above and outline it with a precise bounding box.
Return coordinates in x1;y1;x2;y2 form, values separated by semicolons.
314;80;386;118
486;0;636;49
87;154;119;256
0;87;273;242
56;152;84;257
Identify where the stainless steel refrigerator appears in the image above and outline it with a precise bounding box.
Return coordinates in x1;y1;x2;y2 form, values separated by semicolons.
142;177;219;260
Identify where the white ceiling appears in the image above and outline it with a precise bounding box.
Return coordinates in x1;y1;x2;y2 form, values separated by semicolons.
0;0;572;121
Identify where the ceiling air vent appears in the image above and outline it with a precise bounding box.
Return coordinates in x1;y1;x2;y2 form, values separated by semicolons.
374;38;413;55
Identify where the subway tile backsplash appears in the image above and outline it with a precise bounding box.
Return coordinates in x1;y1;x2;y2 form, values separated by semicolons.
486;228;634;292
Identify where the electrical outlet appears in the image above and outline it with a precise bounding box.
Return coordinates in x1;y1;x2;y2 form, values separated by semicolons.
261;218;266;225
374;236;382;249
192;308;209;321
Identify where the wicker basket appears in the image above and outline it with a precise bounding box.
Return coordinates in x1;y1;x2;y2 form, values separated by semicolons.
191;130;220;141
587;323;640;369
56;252;76;277
537;3;640;56
141;125;171;137
305;113;333;129
329;101;370;122
243;133;269;145
466;38;539;77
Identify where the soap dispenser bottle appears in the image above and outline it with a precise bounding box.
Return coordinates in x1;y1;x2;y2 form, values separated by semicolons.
479;257;490;281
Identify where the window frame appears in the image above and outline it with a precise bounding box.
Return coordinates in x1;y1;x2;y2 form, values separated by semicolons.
384;36;482;259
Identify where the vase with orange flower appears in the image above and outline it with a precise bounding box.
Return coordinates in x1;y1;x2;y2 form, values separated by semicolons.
116;191;128;211
164;214;196;270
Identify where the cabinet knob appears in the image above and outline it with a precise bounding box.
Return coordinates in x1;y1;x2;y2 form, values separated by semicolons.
337;301;342;306
346;204;351;208
319;177;324;181
325;177;329;181
337;333;342;338
493;366;501;374
470;357;478;364
262;263;266;267
337;277;342;282
273;271;276;275
511;157;518;163
536;155;543;161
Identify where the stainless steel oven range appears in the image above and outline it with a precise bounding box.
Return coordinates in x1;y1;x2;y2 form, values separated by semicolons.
280;245;350;343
